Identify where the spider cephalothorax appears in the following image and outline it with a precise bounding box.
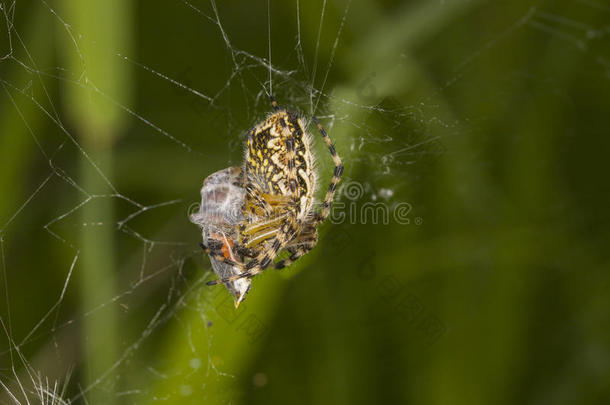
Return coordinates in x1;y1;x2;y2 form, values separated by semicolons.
194;96;343;306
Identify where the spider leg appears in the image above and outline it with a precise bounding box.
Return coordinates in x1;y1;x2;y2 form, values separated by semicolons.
206;214;298;285
242;212;288;234
270;95;279;111
312;116;344;223
207;206;297;286
207;201;297;286
225;216;315;276
274;245;312;269
240;213;288;248
274;227;318;269
245;184;274;217
234;245;257;258
242;193;292;227
199;241;240;268
239;195;296;252
281;223;317;248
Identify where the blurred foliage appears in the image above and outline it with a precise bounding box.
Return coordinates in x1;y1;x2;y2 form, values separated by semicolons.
1;0;610;404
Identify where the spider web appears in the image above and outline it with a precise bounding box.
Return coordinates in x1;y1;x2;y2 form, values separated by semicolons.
0;0;608;403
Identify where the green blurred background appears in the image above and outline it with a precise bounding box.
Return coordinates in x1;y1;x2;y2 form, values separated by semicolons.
1;0;610;404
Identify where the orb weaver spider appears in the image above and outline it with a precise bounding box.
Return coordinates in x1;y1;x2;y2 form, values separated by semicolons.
192;96;343;306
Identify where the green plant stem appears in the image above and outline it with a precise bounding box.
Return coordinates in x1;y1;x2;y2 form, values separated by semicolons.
58;0;132;402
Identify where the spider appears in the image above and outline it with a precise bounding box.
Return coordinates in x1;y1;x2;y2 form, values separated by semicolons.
196;96;343;306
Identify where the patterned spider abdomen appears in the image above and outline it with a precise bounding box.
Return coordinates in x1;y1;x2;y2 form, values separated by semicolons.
244;110;316;220
189;167;251;306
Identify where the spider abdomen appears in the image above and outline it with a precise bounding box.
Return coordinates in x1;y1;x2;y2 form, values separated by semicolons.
244;110;316;219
